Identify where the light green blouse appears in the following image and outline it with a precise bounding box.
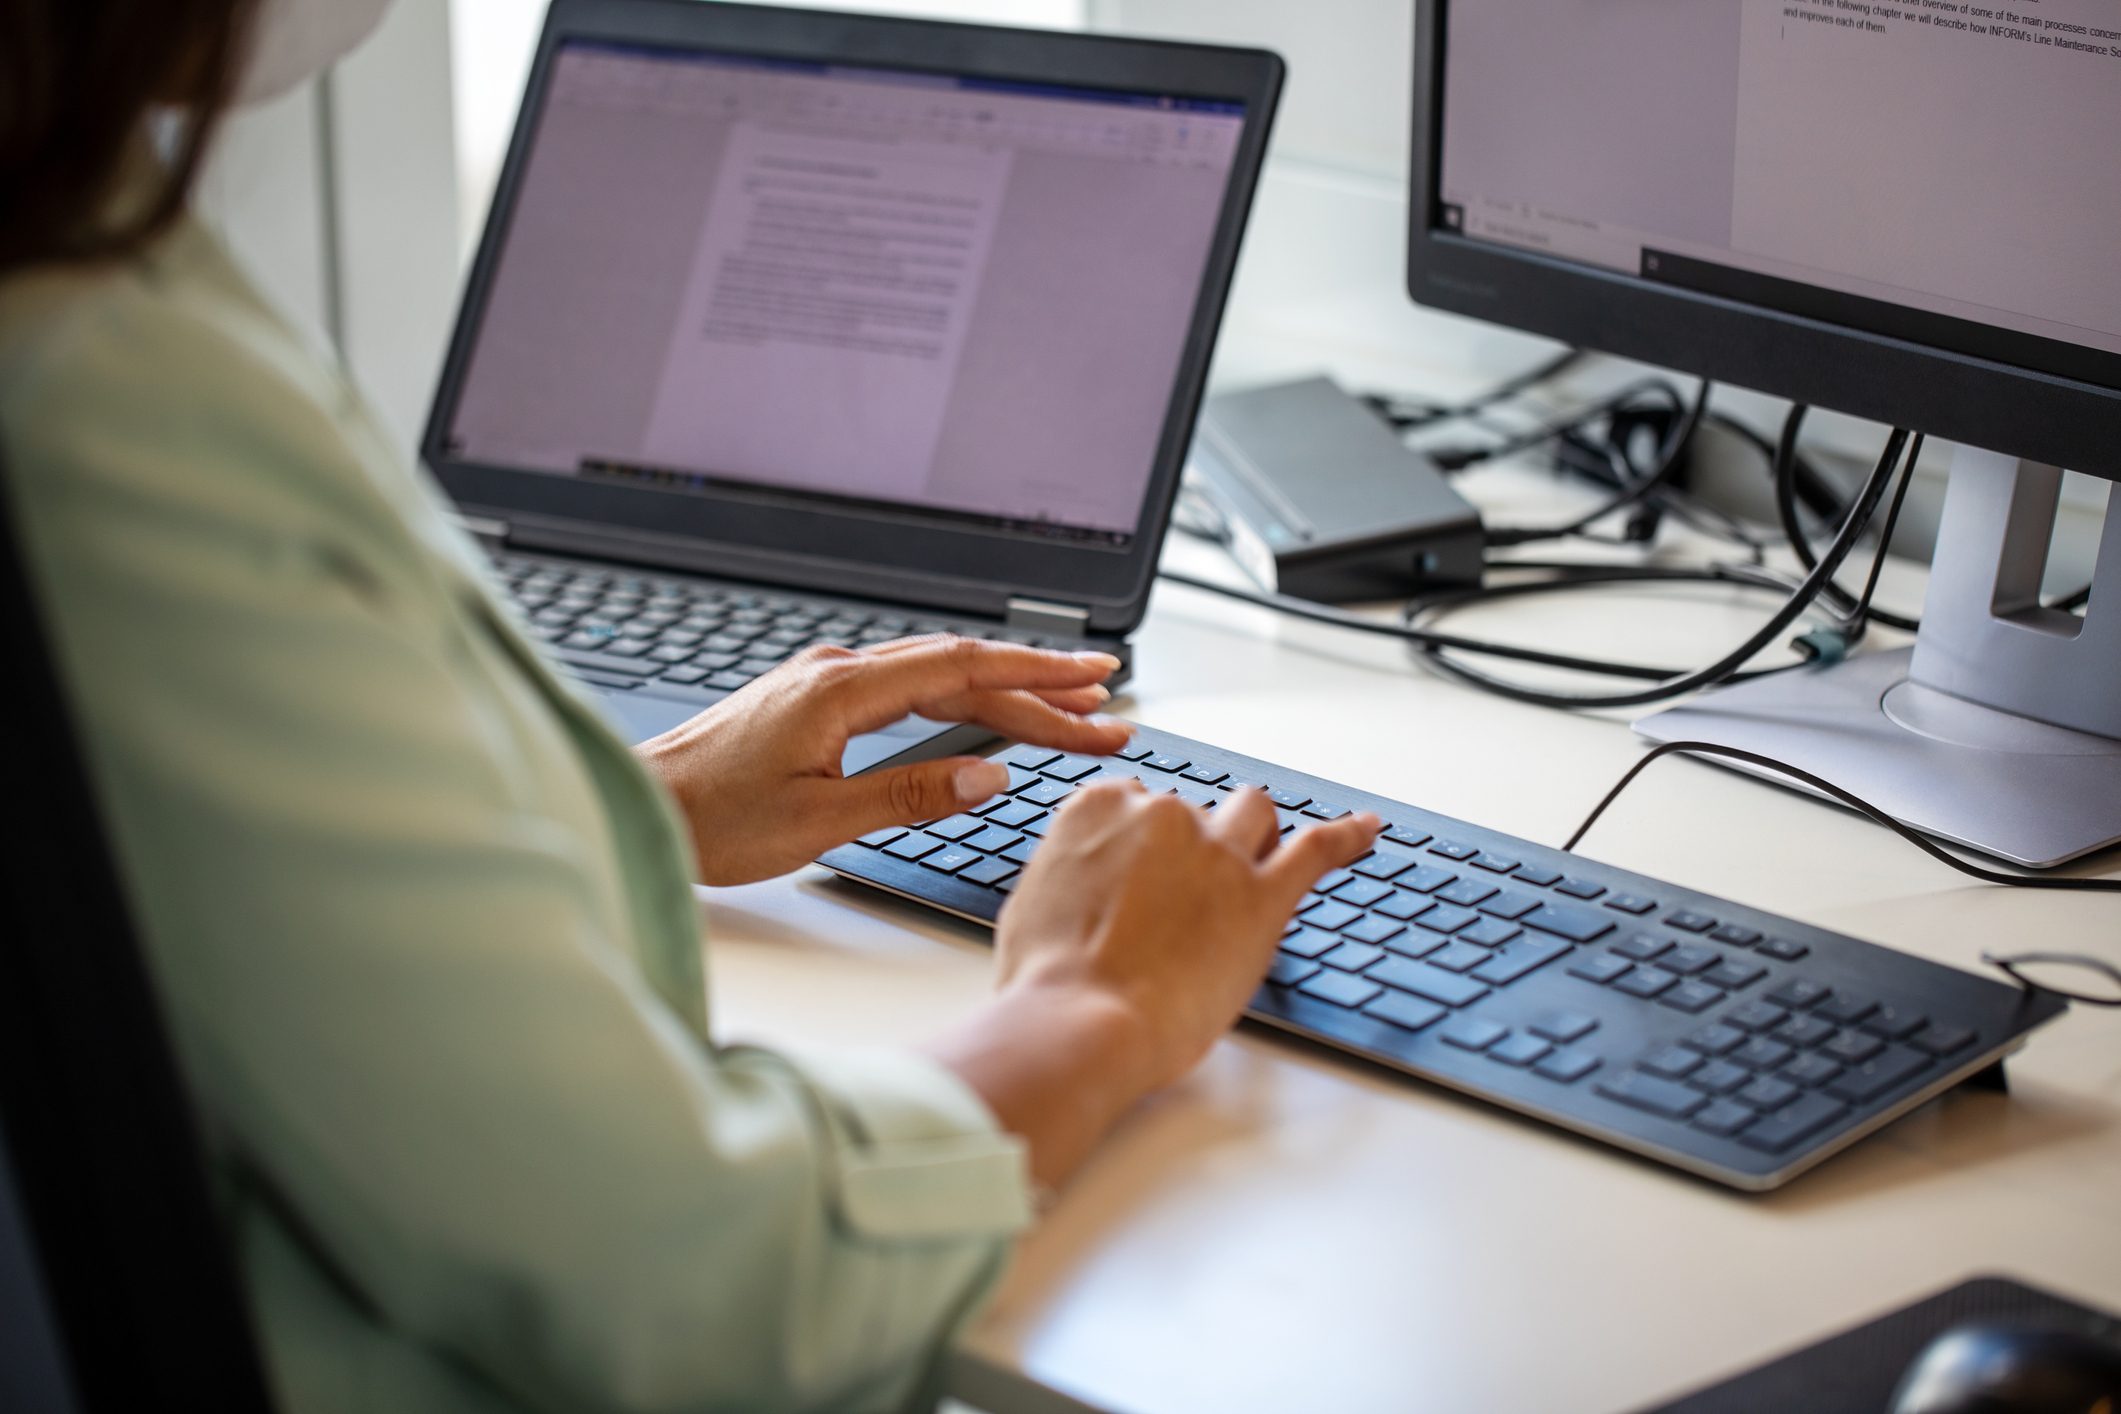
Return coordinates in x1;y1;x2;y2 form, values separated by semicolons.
0;216;1031;1414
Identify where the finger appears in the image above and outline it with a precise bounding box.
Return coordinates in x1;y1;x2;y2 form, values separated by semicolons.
829;638;1123;735
836;755;1016;838
1024;684;1111;715
905;689;1135;756
1208;788;1280;861
1261;813;1384;910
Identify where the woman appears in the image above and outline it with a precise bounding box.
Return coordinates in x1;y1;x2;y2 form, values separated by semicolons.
0;2;1380;1410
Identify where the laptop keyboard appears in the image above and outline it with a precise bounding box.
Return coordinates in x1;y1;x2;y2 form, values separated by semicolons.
495;552;1094;703
820;726;2068;1190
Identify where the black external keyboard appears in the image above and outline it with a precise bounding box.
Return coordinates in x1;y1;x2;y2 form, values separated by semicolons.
821;725;2069;1190
495;552;1098;705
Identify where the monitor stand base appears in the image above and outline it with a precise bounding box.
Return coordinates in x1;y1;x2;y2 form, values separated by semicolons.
1635;648;2121;870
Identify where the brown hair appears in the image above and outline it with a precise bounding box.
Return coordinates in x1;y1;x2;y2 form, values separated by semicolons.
0;0;263;277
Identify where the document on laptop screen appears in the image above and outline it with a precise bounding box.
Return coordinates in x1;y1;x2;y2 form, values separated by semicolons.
445;45;1248;544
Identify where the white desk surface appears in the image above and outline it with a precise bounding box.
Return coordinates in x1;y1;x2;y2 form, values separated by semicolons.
701;468;2121;1414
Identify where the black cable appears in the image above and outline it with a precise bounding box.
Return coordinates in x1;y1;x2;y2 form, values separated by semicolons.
1431;375;1685;472
1832;432;1923;650
1406;427;1910;710
1366;347;1583;432
1485;379;1711;547
1564;740;2121;894
1773;405;1923;633
1157;568;1789;682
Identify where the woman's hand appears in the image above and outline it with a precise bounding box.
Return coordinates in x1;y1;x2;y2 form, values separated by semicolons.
927;782;1382;1189
638;636;1130;887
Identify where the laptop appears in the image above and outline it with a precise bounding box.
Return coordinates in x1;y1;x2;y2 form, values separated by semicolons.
422;0;1282;770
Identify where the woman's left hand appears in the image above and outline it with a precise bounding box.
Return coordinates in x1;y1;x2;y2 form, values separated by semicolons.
638;636;1132;886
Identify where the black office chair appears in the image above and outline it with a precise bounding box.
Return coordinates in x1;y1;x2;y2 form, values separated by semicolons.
0;441;278;1411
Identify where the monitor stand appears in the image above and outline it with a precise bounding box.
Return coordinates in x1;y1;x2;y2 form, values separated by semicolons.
1636;446;2120;869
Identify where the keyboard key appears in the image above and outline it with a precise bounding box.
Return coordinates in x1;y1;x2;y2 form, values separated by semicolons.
1554;877;1605;899
1689;1060;1751;1096
1642;1046;1703;1080
1472;936;1570;986
966;827;1025;854
1303;802;1351;821
1369;958;1491;1008
1427;942;1491;974
1726;1001;1791;1034
1352;851;1418;881
1530;1011;1599;1044
1415;903;1482;934
1383;932;1445;961
1665;910;1717;933
1704;960;1768;992
960;857;1019;888
1613;933;1672;962
1858;1006;1929;1041
1365;991;1448;1032
1824;1046;1931;1104
1266;788;1309;809
1535;1049;1601;1083
1315;869;1355;895
1759;937;1810;962
1821;1031;1886;1066
1115;742;1154;763
1734;1038;1797;1071
1298;970;1385;1009
1375;890;1435;923
1567;953;1633;985
1459;918;1521;948
1735;1076;1800;1112
1781;1054;1844;1088
1436;878;1499;908
1489;1034;1552;1067
1470;853;1520;874
1018;779;1073;808
1321;943;1388;974
1685;1024;1747;1056
1476;890;1542;921
1738;1093;1850;1154
1767;979;1832;1011
1440;1017;1509;1051
1003;839;1039;866
1144;753;1190;774
1430;840;1479;861
1513;865;1563;887
1282;927;1343;960
1342;915;1406;947
1522;903;1616;944
1604;892;1657;916
921;846;980;874
1711;924;1765;948
1182;765;1228;785
1596;1072;1706;1121
1661;944;1720;976
884;834;944;861
1815;995;1879;1026
926;815;986;842
1398;864;1460;894
1613;968;1676;999
1658;980;1724;1014
1692;1100;1758;1138
857;827;908;849
1383;825;1432;850
1332;877;1395;908
1912;1024;1976;1057
1776;1016;1839;1049
1043;756;1103;783
1300;900;1365;932
985;801;1044;830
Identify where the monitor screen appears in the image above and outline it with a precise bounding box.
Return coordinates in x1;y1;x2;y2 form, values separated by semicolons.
1433;0;2121;377
442;42;1249;547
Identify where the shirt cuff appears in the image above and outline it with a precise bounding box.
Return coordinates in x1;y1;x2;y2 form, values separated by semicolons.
735;1043;1036;1245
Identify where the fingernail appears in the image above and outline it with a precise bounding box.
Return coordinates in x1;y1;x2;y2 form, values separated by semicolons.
954;761;1011;806
1075;652;1124;672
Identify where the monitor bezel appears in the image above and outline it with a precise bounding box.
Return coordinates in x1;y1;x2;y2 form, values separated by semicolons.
1405;0;2121;484
422;0;1283;633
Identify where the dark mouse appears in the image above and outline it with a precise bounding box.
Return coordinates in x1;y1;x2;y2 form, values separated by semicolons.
1891;1320;2121;1414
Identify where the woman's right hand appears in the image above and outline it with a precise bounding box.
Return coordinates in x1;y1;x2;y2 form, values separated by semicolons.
927;780;1381;1191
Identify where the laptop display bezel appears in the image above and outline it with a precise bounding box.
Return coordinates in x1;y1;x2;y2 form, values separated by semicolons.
422;0;1282;635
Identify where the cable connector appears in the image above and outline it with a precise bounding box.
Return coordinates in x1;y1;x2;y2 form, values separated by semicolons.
1792;627;1851;665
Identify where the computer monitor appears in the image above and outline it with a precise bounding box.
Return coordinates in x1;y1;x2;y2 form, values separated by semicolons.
1406;0;2121;869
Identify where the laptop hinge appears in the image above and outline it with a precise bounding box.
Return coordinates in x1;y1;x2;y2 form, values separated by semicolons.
452;514;511;548
1005;596;1092;636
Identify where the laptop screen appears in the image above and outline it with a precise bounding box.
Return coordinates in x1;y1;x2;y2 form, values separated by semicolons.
442;41;1249;548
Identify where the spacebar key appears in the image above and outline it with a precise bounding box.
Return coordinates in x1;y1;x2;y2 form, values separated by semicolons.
1595;1071;1706;1120
557;648;659;679
1522;902;1616;944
